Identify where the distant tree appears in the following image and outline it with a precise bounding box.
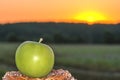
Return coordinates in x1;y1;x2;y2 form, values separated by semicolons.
114;36;120;44
103;31;115;44
6;32;19;42
76;36;85;43
54;33;66;43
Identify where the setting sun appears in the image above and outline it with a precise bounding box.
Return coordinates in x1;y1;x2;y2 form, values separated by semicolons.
0;0;120;24
74;11;108;24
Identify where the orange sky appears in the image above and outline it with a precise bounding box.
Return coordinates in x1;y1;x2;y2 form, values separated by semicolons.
0;0;120;24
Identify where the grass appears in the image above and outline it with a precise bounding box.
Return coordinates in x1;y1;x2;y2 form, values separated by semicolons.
0;43;120;80
52;44;120;70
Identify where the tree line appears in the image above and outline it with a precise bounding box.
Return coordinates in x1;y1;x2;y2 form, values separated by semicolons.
0;22;120;44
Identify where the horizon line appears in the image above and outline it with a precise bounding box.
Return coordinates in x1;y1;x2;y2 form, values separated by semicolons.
0;21;120;25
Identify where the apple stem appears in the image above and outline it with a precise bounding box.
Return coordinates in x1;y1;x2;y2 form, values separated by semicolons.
39;38;43;43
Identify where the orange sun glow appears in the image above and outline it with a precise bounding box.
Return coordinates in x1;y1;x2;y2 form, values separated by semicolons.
74;11;108;24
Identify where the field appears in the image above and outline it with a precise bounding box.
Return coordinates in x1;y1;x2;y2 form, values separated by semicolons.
1;43;120;80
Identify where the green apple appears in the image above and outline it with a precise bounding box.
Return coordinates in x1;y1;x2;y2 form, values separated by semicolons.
15;38;54;78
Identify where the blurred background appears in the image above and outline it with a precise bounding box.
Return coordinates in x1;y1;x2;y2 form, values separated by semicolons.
1;0;120;80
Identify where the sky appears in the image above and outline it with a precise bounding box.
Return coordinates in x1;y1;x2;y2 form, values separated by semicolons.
0;0;120;24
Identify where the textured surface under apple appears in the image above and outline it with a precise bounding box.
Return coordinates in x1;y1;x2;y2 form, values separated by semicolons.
2;69;77;80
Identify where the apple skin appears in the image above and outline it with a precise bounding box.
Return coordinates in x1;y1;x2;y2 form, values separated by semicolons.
15;41;54;78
